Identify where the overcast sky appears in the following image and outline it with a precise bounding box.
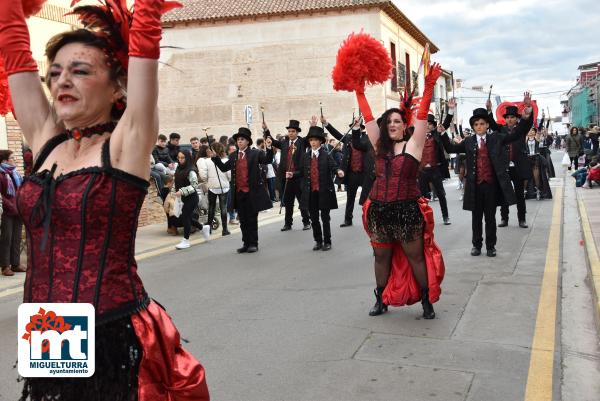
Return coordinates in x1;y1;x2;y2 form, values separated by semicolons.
394;0;599;119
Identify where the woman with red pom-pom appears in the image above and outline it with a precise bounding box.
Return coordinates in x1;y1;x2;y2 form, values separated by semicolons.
333;33;444;319
1;0;209;400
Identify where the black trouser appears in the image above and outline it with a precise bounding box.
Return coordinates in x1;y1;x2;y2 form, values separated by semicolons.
236;191;258;247
569;156;580;170
309;191;331;245
344;171;363;223
419;167;449;218
472;182;497;250
282;178;310;227
500;167;526;223
0;214;22;267
181;193;202;239
207;191;228;233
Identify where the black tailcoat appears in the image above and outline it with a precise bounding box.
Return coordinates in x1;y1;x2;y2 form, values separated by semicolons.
266;131;306;187
212;148;273;213
299;149;339;210
489;113;533;180
351;129;375;205
440;114;533;211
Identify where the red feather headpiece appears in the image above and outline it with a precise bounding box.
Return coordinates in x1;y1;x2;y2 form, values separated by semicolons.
68;0;182;71
332;32;393;92
0;55;13;117
399;92;420;128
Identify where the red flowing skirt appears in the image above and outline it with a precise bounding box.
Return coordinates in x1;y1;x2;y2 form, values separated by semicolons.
362;197;445;306
131;301;210;401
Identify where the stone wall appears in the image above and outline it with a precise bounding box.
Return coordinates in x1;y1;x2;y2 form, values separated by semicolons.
4;114;25;174
138;179;167;227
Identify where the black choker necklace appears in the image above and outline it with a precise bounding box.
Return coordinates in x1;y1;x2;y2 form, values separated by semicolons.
64;122;117;141
393;139;406;143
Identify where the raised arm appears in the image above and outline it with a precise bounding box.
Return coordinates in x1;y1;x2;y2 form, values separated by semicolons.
1;0;56;153
258;137;274;164
503;92;533;145
406;63;443;156
442;98;456;130
486;98;501;132
355;88;380;147
262;122;283;149
322;118;344;141
110;0;178;178
439;132;466;154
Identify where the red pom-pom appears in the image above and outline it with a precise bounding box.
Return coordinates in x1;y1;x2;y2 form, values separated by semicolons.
0;56;13;117
22;0;47;18
332;32;393;92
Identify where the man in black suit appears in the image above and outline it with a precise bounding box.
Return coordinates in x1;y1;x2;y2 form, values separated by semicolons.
320;115;368;227
440;93;533;257
263;119;311;231
299;126;344;251
211;127;273;253
418;98;456;225
487;102;532;228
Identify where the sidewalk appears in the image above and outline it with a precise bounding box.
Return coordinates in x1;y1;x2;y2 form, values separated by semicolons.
0;192;348;297
576;180;600;331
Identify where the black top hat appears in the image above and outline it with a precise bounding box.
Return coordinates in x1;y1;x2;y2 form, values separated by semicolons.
427;114;437;124
232;127;253;145
503;105;521;118
286;120;302;133
469;108;491;128
305;126;326;143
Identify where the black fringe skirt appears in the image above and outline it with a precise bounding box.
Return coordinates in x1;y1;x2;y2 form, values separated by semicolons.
19;315;141;401
367;199;424;244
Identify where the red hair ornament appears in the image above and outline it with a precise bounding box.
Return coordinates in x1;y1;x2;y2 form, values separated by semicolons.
332;32;393;92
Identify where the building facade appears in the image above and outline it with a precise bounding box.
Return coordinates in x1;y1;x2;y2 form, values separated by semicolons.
565;62;599;128
160;0;439;141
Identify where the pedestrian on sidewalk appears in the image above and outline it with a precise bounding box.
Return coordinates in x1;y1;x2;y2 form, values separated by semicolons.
199;142;231;236
566;127;583;170
0;149;26;276
2;0;209;397
174;150;210;249
441;93;534;257
299;125;344;251
210;128;274;253
263;120;312;231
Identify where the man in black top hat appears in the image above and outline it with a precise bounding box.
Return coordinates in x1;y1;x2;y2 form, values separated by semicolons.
486;101;532;228
440;93;533;257
210;128;274;253
320;115;368;227
419;98;457;225
263;119;311;231
299;126;344;251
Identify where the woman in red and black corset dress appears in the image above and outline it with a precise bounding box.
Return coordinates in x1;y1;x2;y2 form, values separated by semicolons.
354;63;445;319
1;0;209;400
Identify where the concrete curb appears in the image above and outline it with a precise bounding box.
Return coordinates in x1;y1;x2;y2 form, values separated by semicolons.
576;189;600;333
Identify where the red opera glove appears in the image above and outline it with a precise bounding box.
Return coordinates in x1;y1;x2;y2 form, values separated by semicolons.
129;0;182;59
355;87;374;123
416;63;442;121
0;0;38;75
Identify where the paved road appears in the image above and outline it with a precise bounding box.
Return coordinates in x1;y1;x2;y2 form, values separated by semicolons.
1;155;599;401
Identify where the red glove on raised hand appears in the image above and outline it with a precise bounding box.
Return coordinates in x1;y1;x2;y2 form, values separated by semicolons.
0;0;38;75
129;0;181;59
416;62;442;121
355;86;374;123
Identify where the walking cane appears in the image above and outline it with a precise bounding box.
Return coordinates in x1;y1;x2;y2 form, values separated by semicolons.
327;112;360;156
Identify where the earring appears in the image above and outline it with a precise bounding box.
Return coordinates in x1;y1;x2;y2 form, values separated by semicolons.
115;99;126;111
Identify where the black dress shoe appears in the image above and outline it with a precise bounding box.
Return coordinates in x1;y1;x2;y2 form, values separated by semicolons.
369;287;388;316
443;217;451;225
322;243;332;251
421;288;436;319
498;220;508;227
281;225;292;232
302;224;312;231
237;246;248;253
486;248;497;257
471;247;481;256
312;242;323;251
340;221;353;227
519;221;528;228
247;245;258;253
222;230;231;236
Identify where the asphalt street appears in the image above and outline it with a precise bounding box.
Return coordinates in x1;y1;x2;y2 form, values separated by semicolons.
1;154;599;401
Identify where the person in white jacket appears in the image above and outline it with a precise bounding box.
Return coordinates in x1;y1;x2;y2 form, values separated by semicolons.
198;142;232;236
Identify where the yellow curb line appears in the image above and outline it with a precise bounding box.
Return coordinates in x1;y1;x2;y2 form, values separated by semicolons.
577;195;600;328
523;185;563;401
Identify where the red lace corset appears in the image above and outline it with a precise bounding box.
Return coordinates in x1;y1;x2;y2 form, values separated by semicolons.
369;152;421;202
17;136;150;324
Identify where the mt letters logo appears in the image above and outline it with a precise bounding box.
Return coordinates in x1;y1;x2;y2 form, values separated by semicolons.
18;303;95;377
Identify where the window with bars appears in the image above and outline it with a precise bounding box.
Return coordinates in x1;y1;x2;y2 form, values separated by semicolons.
390;42;398;92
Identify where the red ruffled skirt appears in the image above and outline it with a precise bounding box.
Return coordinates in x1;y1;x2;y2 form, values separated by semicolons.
362;197;445;306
